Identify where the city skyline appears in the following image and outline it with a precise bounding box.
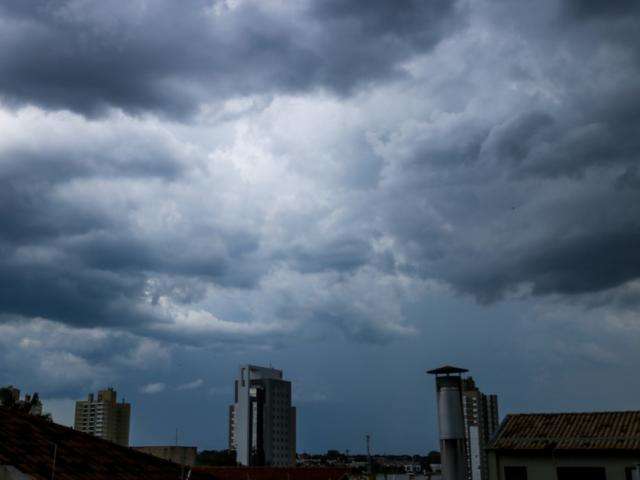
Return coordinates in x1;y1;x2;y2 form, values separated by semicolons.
1;0;639;456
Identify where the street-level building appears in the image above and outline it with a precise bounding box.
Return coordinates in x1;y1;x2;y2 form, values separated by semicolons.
74;388;131;446
229;365;296;466
487;411;640;480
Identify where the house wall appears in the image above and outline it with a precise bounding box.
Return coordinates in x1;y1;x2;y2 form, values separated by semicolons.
0;465;33;480
488;450;640;480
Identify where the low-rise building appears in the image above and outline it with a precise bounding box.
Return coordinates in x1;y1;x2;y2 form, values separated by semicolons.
487;411;640;480
134;446;198;466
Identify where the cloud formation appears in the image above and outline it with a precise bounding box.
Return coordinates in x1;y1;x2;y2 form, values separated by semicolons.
0;0;638;411
140;382;166;395
0;0;460;117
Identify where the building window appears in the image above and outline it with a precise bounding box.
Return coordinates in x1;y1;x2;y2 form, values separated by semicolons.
556;467;606;480
626;467;640;480
504;466;527;480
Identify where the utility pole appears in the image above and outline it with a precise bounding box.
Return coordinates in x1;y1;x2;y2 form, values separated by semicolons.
366;434;374;479
50;442;57;480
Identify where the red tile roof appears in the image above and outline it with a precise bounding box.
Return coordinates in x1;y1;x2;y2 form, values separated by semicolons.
488;411;640;452
193;467;351;480
0;406;215;480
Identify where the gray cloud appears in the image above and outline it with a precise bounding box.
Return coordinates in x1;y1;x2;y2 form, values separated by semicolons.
1;0;640;454
0;0;638;348
0;0;460;117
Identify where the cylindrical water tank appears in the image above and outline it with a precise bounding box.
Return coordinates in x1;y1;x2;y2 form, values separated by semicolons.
437;382;464;440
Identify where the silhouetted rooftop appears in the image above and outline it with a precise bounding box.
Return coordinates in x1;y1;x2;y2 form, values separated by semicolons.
0;406;215;480
194;467;350;480
426;365;469;375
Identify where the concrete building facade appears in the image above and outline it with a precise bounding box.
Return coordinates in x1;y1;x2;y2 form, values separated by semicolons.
229;365;296;466
462;377;499;480
74;388;131;446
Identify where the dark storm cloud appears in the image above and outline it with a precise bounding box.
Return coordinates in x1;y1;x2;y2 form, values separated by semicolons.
488;88;640;180
0;0;460;117
285;237;373;274
564;0;640;19
387;88;640;302
0;258;149;328
65;229;263;287
0;117;264;332
370;1;640;304
1;0;639;346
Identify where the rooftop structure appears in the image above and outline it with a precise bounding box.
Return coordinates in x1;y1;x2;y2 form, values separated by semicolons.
428;365;468;480
487;411;640;480
488;411;640;451
427;366;470;375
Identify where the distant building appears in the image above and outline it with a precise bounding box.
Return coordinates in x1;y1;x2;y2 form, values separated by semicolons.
134;446;198;466
229;365;296;466
0;385;43;416
461;377;499;480
74;388;131;446
487;411;640;480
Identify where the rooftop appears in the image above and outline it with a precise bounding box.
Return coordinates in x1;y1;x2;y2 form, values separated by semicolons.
488;411;640;452
0;406;214;480
194;467;350;480
426;365;469;375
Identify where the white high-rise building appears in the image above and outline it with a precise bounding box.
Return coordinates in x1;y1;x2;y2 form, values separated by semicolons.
462;377;499;480
229;365;296;466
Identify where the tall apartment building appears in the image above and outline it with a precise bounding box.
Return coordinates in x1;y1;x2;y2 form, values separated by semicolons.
462;377;499;480
74;388;131;446
229;365;296;466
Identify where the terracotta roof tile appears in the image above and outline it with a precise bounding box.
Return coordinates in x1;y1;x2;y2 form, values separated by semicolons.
193;467;351;480
0;407;215;480
488;411;640;452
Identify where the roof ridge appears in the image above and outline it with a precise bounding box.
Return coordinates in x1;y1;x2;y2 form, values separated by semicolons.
506;410;640;416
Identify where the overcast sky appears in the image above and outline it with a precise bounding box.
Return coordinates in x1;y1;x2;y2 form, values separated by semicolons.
1;0;639;454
